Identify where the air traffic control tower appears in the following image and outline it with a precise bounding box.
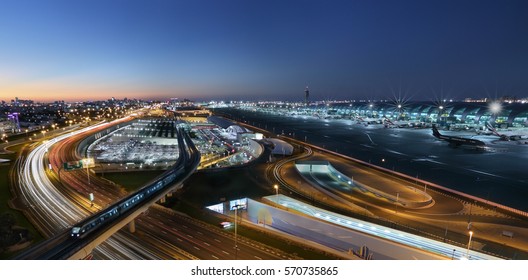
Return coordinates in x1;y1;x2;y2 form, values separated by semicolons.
304;86;309;105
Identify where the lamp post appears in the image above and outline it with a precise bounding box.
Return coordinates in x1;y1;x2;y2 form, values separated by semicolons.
86;162;90;185
438;106;444;124
274;184;279;203
232;204;242;260
82;158;94;185
466;231;473;259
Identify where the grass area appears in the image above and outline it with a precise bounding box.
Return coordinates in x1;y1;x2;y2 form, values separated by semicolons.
0;143;44;259
0;164;13;213
483;241;528;260
0;144;28;213
179;168;270;206
101;170;165;192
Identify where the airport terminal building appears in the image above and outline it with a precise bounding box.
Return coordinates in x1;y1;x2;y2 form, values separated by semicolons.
304;101;528;128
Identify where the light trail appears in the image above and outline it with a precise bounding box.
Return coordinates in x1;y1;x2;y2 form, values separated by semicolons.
16;118;160;259
265;195;502;260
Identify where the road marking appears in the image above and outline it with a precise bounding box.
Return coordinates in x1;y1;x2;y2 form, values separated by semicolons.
161;231;167;234
212;255;219;259
254;256;262;260
222;250;229;255
214;238;221;243
204;242;210;246
172;228;178;231
182;225;188;228
194;246;200;251
197;231;203;235
187;234;193;238
176;238;182;242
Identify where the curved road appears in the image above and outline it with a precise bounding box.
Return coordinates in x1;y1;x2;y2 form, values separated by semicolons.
15;117;294;259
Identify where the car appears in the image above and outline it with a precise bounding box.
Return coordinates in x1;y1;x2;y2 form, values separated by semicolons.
219;222;232;229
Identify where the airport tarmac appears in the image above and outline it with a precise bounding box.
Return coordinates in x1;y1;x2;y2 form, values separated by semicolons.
214;108;528;211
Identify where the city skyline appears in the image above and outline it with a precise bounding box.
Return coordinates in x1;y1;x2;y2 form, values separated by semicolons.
1;0;528;102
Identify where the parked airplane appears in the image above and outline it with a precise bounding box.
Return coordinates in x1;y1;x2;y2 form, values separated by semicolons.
484;122;528;141
356;117;382;125
432;125;487;148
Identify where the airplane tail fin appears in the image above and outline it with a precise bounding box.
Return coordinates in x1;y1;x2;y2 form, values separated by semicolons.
432;125;441;138
486;121;501;137
485;121;495;131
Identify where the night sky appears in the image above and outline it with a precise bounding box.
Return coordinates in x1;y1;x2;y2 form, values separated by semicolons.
1;0;527;102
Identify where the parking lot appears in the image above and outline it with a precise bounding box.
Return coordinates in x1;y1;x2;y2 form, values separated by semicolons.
88;117;263;172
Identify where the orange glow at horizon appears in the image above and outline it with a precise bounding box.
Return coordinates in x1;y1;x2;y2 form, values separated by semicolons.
0;83;210;102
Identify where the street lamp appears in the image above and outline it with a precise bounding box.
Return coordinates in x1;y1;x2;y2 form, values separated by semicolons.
466;231;473;259
232;204;243;260
274;184;279;203
82;158;94;185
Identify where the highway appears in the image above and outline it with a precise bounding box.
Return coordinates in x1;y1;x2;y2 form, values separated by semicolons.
266;130;528;258
14;118;159;259
15;124;197;259
134;205;286;260
265;195;502;260
14;119;289;259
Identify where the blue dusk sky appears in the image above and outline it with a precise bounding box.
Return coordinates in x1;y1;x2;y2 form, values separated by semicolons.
0;0;527;102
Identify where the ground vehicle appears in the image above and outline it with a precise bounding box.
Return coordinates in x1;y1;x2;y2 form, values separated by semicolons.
70;128;195;239
70;167;184;238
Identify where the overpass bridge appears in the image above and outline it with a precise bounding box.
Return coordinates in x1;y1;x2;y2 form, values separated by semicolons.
15;127;200;259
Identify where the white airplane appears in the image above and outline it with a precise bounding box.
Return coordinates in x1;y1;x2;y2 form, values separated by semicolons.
484;122;528;141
